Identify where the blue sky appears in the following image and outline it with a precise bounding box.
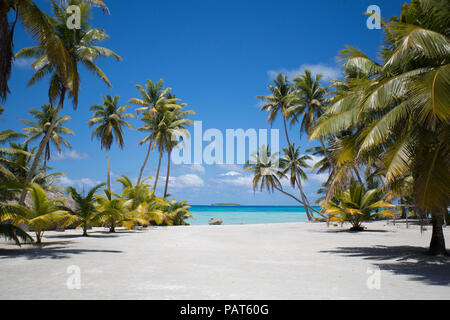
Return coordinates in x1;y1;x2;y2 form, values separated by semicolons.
2;0;406;205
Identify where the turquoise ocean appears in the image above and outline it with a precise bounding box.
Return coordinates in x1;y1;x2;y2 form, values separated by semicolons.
188;206;320;225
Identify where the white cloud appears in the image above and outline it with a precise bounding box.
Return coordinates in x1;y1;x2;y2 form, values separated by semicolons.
188;164;206;174
52;149;91;161
56;176;102;190
308;173;329;185
216;164;243;171
219;175;253;188
219;171;242;177
268;63;341;81
14;58;34;69
162;174;205;189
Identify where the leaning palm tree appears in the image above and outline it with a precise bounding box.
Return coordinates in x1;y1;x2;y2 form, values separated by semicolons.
1;0;108;102
21;104;74;173
88;95;135;191
245;145;302;203
279;145;315;221
2;183;70;243
129;79;181;185
64;183;106;236
16;0;120;205
312;0;450;254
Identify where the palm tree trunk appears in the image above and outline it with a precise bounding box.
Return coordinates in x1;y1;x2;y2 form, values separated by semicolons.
137;140;153;185
106;148;111;192
282;116;316;221
319;137;333;174
429;209;447;255
153;151;163;193
295;174;313;221
19;88;66;205
164;149;172;198
274;185;306;205
83;223;88;237
35;232;42;244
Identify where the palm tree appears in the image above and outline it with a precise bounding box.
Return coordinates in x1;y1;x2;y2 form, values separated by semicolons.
16;0;120;205
289;70;328;138
156;107;194;198
258;74;316;216
129;79;180;185
3;183;70;243
0;178;33;246
312;0;450;254
137;111;161;189
1;0;108;102
0;129;27;178
244;145;311;208
4;142;65;190
88;95;135;191
257;74;298;148
95;189;148;232
152;197;192;226
21;104;74;173
325;181;395;231
279;145;315;220
116;174;153;210
64;183;106;236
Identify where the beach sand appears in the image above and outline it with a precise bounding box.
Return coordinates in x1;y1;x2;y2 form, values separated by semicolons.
0;221;449;300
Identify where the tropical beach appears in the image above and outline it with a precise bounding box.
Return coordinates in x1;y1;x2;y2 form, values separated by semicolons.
1;222;449;300
0;0;449;302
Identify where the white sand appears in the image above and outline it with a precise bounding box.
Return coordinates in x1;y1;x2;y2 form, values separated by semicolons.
0;221;449;300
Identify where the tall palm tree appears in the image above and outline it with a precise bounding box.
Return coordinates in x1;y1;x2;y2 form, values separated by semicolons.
290;69;328;138
1;0;108;102
257;73;298;148
312;0;450;254
257;74;316;215
129;79;180;185
16;0;120;204
155;107;194;198
88;95;135;191
64;183;106;236
21;104;74;173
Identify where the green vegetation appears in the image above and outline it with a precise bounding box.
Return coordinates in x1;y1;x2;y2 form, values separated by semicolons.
0;0;194;245
252;0;449;254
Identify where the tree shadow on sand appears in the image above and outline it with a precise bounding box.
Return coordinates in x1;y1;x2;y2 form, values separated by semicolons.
321;245;450;286
0;241;122;260
45;229;146;240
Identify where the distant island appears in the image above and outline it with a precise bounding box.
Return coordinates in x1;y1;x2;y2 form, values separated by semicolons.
211;203;240;206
